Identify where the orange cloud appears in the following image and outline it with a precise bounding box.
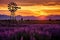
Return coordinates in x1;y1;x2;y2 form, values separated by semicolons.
0;10;10;15
43;10;60;15
0;5;60;17
43;2;56;6
15;10;35;16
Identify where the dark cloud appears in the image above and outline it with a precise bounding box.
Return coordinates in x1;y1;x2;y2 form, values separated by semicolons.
0;0;60;5
17;0;60;3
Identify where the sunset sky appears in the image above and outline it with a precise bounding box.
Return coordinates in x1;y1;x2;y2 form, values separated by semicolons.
0;0;60;20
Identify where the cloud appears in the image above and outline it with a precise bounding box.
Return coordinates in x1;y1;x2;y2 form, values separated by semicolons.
0;0;60;6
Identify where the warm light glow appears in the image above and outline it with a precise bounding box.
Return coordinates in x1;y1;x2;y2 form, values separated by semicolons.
0;0;60;20
0;5;60;17
37;16;47;20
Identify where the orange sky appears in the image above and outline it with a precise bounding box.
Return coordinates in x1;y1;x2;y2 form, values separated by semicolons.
0;5;60;17
0;0;60;17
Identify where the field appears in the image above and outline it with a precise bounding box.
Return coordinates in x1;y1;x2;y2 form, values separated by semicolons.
0;20;60;40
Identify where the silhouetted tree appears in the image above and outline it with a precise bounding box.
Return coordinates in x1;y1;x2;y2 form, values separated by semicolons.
21;18;23;23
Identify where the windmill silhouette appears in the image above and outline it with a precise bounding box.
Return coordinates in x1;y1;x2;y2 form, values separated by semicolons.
8;2;21;20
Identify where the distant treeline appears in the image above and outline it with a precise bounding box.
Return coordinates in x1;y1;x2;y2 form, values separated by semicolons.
0;20;60;24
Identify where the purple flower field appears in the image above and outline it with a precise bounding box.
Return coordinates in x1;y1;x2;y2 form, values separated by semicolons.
0;24;60;40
